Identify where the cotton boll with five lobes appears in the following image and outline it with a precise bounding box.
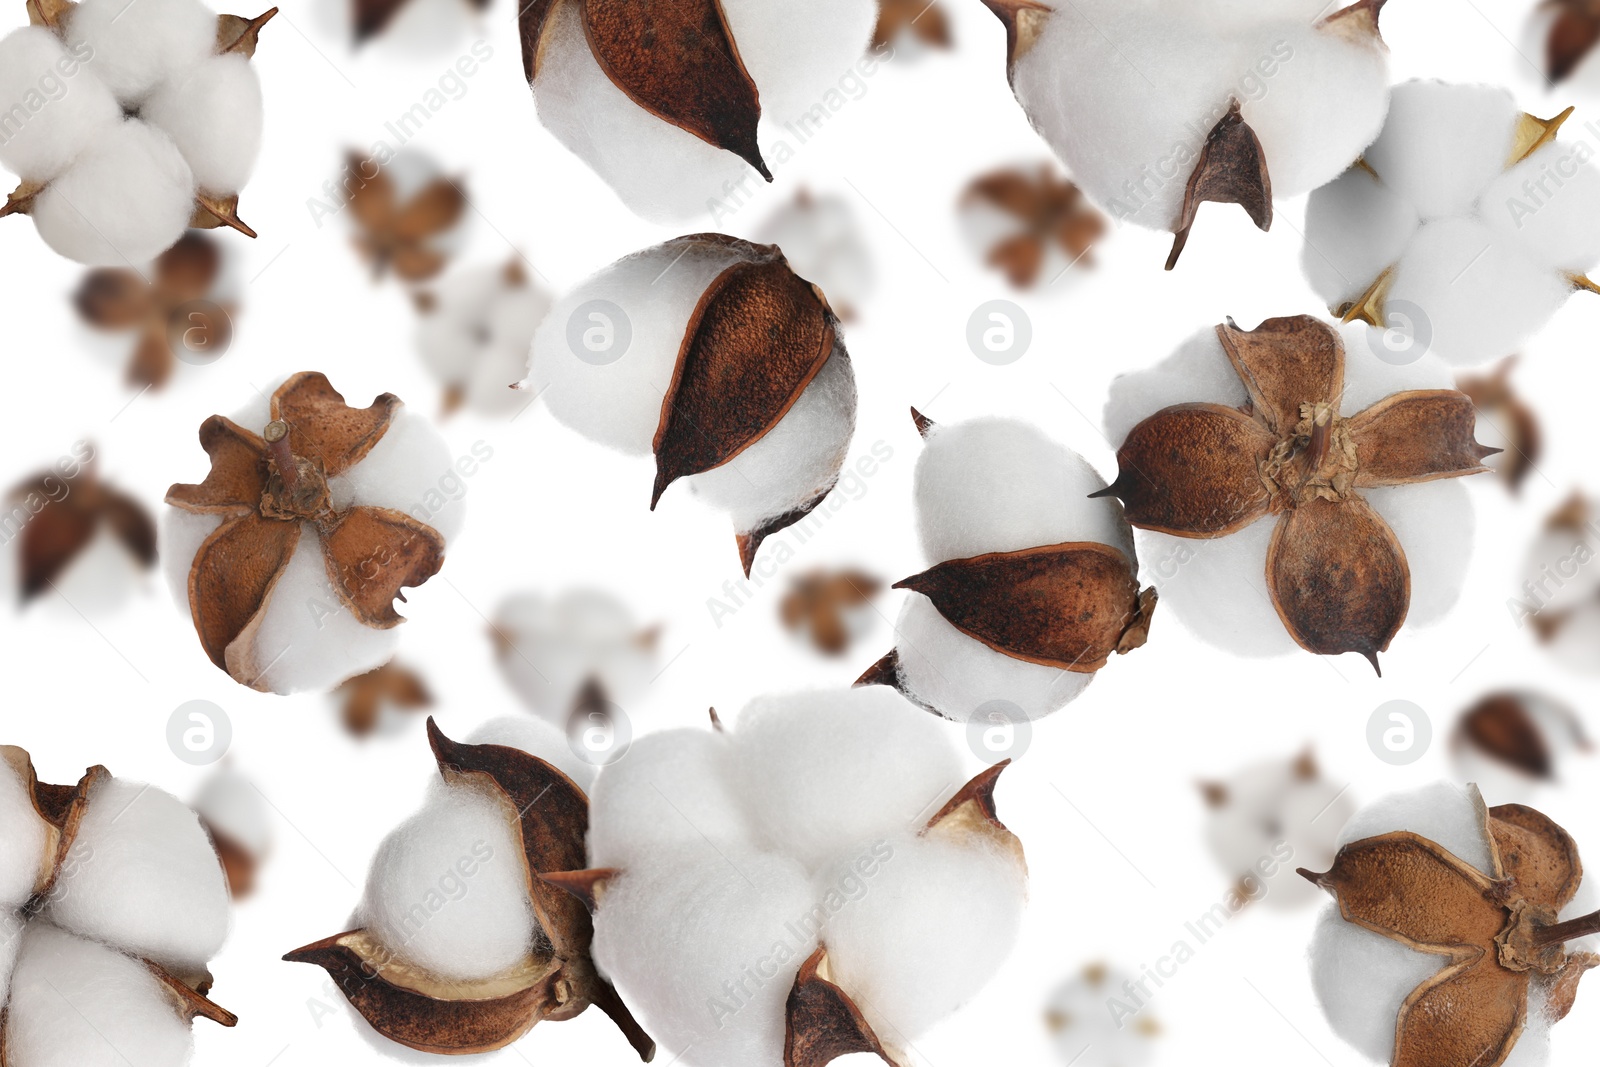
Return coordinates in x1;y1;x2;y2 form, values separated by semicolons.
526;234;858;576
986;0;1392;267
64;0;218;106
0;30;120;183
1046;964;1161;1066
858;413;1152;722
523;0;879;221
490;588;657;727
416;261;553;417
1304;81;1600;366
163;374;463;694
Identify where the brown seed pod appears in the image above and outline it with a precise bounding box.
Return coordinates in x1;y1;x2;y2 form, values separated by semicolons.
960;162;1108;287
165;372;448;691
351;0;488;43
8;453;155;604
1453;691;1591;782
1095;315;1496;672
1303;790;1600;1067
284;720;653;1058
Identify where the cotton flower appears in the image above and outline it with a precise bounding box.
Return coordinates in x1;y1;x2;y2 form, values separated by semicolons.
525;233;858;576
521;0;879;221
858;412;1153;722
0;746;236;1066
0;0;272;265
1046;963;1161;1067
1304;81;1600;366
979;0;1392;267
163;372;464;694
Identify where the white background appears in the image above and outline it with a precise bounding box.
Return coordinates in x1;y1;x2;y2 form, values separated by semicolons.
2;0;1600;1065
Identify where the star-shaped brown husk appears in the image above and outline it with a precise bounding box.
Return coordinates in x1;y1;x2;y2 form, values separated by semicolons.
1458;359;1542;495
1093;315;1497;673
75;232;231;388
543;760;1022;1067
333;660;433;736
165;372;447;690
1301;791;1600;1067
1544;0;1600;83
963;163;1107;287
873;0;951;50
346;156;467;282
781;569;883;655
10;458;155;604
285;720;654;1059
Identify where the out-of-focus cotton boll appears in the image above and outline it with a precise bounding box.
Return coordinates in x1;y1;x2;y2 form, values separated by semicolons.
64;0;217;105
1304;80;1600;366
3;923;197;1067
1046;964;1161;1066
358;783;538;984
142;54;264;194
490;588;656;727
1451;690;1593;801
417;263;553;417
32;120;196;267
0;30;120;182
753;190;874;319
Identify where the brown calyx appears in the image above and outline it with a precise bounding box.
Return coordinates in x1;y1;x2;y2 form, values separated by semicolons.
9;456;156;604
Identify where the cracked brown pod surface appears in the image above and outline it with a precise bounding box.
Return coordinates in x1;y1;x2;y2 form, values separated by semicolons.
164;372;460;694
0;746;238;1063
1305;783;1600;1067
546;689;1028;1066
980;0;1391;268
960;162;1107;287
857;411;1152;721
7;448;155;605
284;720;652;1058
1095;315;1495;672
527;234;857;578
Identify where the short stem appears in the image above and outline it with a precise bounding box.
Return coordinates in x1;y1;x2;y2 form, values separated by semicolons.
1534;909;1600;948
263;420;298;491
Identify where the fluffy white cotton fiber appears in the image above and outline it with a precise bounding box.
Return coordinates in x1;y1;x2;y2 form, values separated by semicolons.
1205;756;1353;910
359;781;538;984
0;29;120;183
3;923;195;1067
190;766;271;861
142;54;263;194
418;265;553;417
531;0;877;221
1008;0;1389;233
462;716;596;795
1304;81;1600;366
43;776;229;973
33;119;196;266
0;755;50;909
491;589;654;727
65;0;216;105
587;730;749;871
1334;781;1495;872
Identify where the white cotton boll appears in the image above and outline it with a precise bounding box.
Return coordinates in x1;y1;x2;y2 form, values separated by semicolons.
591;849;818;1066
0;29;121;182
1336;781;1495;874
461;716;596;795
529;240;747;455
43;776;228;974
822;833;1025;1042
1204;757;1354;911
1103;327;1246;445
247;533;402;695
716;0;878;125
141;55;263;194
1309;906;1443;1064
358;782;538;984
491;589;654;725
1136;519;1299;656
0;755;50;909
686;345;856;531
65;0;216;106
1238;22;1389;199
1365;479;1472;628
3;923;195;1067
914;418;1134;565
1047;964;1159;1066
1386;217;1573;366
25;525;149;618
892;596;1094;723
190;767;270;860
33;120;195;266
1335;321;1453;414
1362;82;1520;220
587;730;752;871
326;409;464;543
1483;141;1600;273
418;266;552;417
728;689;965;871
1303;167;1421;308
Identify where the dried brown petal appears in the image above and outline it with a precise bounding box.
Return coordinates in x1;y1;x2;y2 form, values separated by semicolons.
392;180;467;241
17;492;94;603
1393;958;1526;1067
895;543;1147;673
191;193;257;238
345;165;463;281
0;180;45;218
852;648;902;690
1266;496;1408;672
1319;0;1389;39
1510;108;1576;168
1167;101;1272;270
1461;695;1554;780
188;514;302;676
155;233;223;304
652;248;835;507
149;962;238;1027
1094;404;1273;536
216;7;277;55
166;416;268;515
1548;2;1600;83
1215;315;1342;437
205;823;257;898
24;0;72;29
581;0;770;178
1347;390;1498;487
784;946;899;1067
736;481;835;579
320;506;446;628
271;372;401;478
1459;360;1542;493
926;762;1009;836
352;0;408;41
1545;951;1600;1022
965;165;1105;287
1488;805;1582;912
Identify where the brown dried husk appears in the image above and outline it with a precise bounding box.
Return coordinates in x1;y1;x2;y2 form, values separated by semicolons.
0;745;238;1057
1303;790;1600;1067
283;720;653;1058
10;460;155;602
